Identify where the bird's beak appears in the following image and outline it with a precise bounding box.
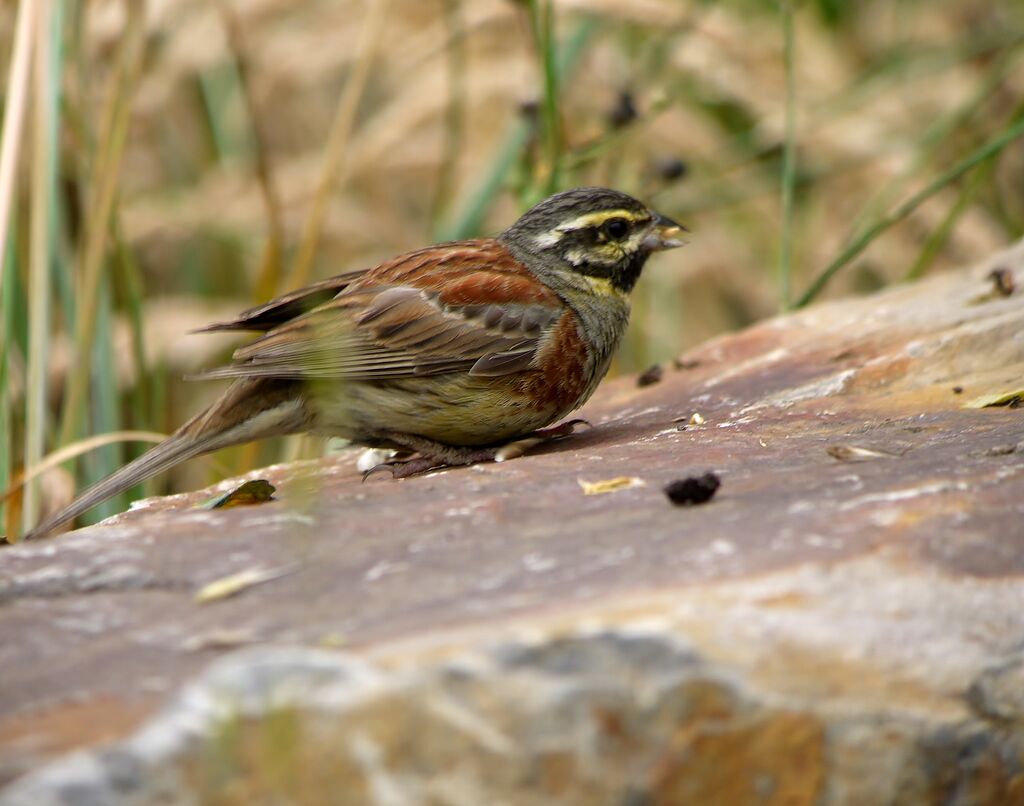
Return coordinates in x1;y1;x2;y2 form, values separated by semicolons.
643;211;688;251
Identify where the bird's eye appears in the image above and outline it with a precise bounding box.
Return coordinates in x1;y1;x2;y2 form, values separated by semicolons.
602;218;630;240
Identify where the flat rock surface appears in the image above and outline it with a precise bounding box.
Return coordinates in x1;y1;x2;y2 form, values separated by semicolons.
2;241;1024;801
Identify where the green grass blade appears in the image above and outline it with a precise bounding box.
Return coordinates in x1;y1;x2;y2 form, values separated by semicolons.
57;3;143;451
286;0;387;292
83;272;122;523
196;68;236;163
845;41;1023;245
777;1;796;310
0;235;14;535
794;109;1024;308
904;156;995;282
528;0;562;196
112;213;149;429
216;0;286;301
429;0;466;233
439;123;532;241
112;210;153;507
440;17;595;240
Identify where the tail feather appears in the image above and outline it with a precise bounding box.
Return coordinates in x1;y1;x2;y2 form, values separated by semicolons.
20;378;307;541
21;433;214;541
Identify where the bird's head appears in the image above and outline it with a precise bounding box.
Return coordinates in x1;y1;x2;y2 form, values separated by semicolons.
501;187;686;295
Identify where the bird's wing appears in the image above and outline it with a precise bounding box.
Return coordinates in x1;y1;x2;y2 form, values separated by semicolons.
194;269;372;333
193;241;567;381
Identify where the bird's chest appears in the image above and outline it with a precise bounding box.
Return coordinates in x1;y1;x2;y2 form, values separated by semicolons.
523;298;630;416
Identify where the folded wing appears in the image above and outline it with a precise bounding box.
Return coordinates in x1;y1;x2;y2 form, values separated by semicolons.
195;269;372;333
193;240;567;384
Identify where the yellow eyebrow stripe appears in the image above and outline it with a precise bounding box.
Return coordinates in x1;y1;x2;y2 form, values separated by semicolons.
558;209;647;232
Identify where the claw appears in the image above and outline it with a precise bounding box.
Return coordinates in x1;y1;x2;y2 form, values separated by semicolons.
362;456;446;481
361;462;398;483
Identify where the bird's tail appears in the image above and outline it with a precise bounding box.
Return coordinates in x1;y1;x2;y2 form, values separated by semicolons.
21;378;305;541
20;432;218;542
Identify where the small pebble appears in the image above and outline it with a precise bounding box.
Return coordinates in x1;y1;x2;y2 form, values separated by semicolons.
676;411;707;431
982;443;1019;457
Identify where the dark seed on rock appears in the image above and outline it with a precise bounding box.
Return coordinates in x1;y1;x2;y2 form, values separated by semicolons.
664;473;721;506
988;266;1015;297
519;99;540;120
608;90;638;129
952;385;964;394
637;364;664;388
654;156;688;182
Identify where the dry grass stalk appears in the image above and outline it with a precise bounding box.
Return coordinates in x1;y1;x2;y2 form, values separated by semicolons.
285;0;389;292
216;0;286;302
22;0;55;534
57;0;146;448
0;0;36;296
2;430;167;511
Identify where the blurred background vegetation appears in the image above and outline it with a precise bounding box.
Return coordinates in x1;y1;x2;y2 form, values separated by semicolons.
1;0;1022;538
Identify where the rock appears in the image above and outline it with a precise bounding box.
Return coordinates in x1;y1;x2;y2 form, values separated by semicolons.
2;240;1024;803
968;655;1024;723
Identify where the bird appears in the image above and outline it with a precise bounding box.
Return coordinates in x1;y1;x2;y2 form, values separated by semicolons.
24;187;685;540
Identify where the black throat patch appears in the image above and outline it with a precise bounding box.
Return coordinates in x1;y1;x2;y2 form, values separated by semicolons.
556;229;650;294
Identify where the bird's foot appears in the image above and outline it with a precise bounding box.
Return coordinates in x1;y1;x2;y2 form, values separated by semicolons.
362;448;495;481
361;419;591;481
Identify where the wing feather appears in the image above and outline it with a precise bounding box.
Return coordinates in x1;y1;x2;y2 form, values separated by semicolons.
195;269;371;333
192;244;566;384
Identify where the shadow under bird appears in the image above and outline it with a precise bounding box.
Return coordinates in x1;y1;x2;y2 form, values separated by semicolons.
25;187;685;540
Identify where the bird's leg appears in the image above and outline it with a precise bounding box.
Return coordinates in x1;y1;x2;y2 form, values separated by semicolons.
362;419;591;480
361;438;496;480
